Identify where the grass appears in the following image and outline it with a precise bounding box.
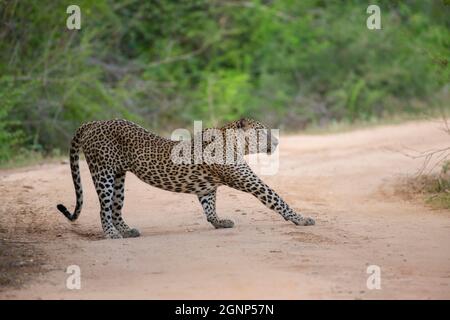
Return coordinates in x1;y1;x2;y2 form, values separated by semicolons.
424;172;450;210
396;165;450;210
0;149;65;170
427;191;450;209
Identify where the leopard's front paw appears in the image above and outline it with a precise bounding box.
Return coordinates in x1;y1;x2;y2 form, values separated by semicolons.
289;214;315;226
212;219;235;229
122;228;141;238
303;217;315;226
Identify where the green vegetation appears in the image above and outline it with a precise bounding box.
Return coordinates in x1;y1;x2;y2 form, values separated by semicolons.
0;0;449;164
400;161;450;210
425;161;450;209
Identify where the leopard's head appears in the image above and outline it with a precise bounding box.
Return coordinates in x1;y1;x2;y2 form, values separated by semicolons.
221;118;279;155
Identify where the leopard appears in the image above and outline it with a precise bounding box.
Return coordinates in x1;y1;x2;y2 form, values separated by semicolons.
57;118;315;239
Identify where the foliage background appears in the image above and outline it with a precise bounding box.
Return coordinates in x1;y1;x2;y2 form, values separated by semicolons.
0;0;448;162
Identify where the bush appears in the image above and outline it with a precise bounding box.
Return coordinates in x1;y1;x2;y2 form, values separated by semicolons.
0;78;24;161
0;0;448;162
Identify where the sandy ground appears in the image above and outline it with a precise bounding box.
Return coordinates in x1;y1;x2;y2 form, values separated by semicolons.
0;120;449;299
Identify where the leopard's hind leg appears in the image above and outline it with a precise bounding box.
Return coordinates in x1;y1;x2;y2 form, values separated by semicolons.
87;162;122;239
111;172;140;238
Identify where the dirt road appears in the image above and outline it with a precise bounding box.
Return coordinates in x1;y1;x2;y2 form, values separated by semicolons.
0;120;449;299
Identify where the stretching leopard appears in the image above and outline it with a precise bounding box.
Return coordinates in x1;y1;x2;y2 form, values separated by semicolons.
57;118;315;239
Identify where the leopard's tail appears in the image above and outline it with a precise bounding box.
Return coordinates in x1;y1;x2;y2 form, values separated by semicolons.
57;125;85;221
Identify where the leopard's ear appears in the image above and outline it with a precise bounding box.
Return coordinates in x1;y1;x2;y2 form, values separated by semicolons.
236;118;249;129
